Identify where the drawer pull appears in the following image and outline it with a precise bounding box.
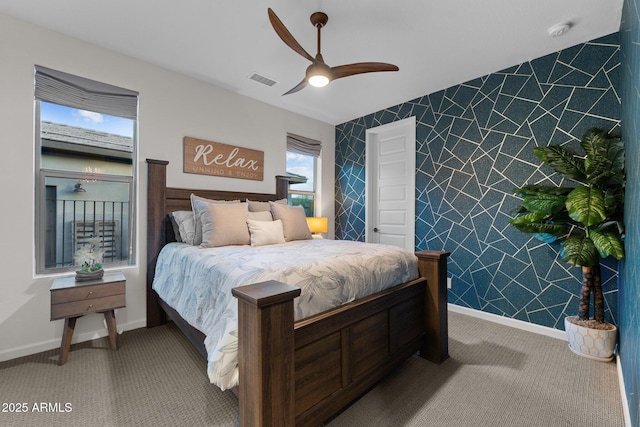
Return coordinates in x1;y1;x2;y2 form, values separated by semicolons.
88;304;93;309
88;291;93;296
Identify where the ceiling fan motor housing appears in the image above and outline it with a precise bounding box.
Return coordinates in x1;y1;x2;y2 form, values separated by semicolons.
306;61;332;87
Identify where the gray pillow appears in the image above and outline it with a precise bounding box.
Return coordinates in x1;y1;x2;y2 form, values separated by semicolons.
171;210;195;244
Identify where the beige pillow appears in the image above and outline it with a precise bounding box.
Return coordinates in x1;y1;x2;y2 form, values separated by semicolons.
247;219;286;246
171;210;195;244
190;194;240;245
269;202;312;241
246;198;287;212
247;211;273;221
199;203;250;248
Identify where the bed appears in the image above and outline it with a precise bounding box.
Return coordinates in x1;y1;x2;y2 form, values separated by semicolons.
146;159;450;426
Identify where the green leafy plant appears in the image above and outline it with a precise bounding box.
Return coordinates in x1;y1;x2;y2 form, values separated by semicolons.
509;128;625;326
80;262;102;272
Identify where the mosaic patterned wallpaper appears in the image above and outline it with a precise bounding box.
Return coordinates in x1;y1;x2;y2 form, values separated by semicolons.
619;0;640;423
335;34;621;330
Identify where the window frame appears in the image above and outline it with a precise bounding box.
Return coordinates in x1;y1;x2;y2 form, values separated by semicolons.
286;150;318;217
34;99;138;276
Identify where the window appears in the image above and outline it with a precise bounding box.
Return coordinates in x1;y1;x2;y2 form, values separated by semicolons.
34;66;138;274
286;152;316;215
286;133;321;217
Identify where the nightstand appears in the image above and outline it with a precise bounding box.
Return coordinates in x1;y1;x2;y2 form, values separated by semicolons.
50;271;126;365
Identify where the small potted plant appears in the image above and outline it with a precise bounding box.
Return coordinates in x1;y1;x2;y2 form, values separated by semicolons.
74;236;105;281
509;127;624;361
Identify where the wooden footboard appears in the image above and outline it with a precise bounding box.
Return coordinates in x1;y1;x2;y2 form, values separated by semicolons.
233;250;449;427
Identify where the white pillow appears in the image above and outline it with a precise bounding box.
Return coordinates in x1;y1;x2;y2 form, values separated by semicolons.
199;203;250;248
269;202;312;241
190;194;240;245
171;211;195;245
247;219;286;246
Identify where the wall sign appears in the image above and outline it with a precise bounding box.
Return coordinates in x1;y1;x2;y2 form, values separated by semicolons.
183;136;264;181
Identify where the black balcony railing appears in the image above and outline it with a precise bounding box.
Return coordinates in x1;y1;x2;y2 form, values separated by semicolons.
45;198;130;269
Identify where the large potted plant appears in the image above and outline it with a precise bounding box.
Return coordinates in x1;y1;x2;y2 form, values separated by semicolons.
509;127;624;361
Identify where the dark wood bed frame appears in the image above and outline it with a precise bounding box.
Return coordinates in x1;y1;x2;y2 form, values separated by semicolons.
146;159;450;426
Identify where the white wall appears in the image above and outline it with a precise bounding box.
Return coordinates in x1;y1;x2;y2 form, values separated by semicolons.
0;13;335;361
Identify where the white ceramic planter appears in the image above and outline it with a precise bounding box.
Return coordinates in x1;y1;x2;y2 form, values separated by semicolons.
564;316;617;362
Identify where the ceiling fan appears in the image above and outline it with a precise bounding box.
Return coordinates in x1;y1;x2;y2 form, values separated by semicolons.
267;8;399;95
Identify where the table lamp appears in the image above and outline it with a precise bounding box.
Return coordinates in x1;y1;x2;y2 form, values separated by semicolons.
306;216;328;238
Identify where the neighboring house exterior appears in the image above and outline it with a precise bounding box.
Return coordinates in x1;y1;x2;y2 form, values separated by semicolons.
40;122;133;269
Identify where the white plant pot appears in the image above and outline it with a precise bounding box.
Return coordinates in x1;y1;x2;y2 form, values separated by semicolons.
564;316;617;362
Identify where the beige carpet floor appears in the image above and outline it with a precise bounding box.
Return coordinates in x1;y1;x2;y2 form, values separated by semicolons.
326;312;624;427
0;311;625;427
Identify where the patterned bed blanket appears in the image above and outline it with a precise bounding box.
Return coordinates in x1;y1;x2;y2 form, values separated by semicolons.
152;238;419;390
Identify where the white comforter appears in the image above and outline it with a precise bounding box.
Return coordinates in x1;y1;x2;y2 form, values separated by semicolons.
152;239;418;390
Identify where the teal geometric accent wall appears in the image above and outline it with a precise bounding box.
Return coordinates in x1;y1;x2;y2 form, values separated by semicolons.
620;0;640;424
336;33;621;330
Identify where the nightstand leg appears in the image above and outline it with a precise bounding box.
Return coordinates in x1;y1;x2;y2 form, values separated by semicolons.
59;317;77;365
103;310;118;350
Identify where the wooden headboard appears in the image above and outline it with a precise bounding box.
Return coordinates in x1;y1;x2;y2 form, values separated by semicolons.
145;159;290;327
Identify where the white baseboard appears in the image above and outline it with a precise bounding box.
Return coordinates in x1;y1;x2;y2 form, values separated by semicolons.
617;353;632;427
0;319;146;362
448;303;567;341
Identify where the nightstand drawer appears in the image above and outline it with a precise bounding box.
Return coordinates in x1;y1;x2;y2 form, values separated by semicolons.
51;293;126;320
51;281;125;305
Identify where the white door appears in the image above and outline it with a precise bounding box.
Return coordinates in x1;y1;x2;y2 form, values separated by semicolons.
366;117;416;251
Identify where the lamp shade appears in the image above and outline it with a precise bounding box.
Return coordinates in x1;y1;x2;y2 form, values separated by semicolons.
306;216;328;234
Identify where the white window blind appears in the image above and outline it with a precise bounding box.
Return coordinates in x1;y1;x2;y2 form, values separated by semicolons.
286;133;321;157
34;65;138;120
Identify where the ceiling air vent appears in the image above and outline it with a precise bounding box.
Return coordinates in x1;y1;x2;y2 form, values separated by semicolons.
248;72;278;87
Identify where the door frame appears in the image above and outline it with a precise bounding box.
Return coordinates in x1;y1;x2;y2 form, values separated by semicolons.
365;116;416;250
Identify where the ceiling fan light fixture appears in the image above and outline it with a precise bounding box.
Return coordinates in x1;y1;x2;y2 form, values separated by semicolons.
308;74;330;87
306;62;332;87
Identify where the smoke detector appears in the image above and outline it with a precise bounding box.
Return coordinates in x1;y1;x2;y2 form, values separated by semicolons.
547;22;572;37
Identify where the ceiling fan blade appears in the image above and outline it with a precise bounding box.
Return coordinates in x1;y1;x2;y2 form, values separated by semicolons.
268;8;314;63
331;62;399;80
282;78;308;96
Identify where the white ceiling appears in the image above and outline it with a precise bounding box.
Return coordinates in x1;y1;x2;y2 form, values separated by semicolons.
0;0;623;125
